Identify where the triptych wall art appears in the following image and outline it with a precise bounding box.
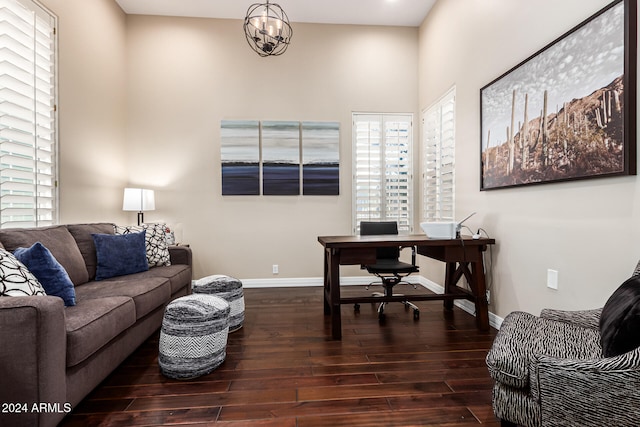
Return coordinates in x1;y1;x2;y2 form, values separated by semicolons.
221;120;340;196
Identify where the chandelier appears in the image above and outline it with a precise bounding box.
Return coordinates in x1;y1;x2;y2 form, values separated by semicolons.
243;1;293;57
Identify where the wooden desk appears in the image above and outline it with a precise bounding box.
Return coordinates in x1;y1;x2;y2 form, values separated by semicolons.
318;234;496;339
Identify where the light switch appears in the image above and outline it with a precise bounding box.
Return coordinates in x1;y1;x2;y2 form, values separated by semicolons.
547;269;558;290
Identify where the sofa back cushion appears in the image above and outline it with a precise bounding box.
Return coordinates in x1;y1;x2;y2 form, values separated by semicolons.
0;225;89;285
67;223;115;281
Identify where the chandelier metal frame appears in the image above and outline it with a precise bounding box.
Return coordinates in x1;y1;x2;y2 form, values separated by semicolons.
243;1;293;57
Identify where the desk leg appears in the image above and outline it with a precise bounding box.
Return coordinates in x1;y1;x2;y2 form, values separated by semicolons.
325;249;342;340
471;260;490;331
443;262;457;311
323;249;330;315
442;254;490;332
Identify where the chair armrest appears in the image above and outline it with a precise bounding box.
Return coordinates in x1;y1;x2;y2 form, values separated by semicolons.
400;245;417;265
536;348;640;426
0;296;67;427
169;245;192;266
540;307;602;330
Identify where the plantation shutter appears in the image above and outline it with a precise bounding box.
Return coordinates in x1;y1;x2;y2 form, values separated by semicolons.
0;0;57;228
423;88;455;221
353;113;413;233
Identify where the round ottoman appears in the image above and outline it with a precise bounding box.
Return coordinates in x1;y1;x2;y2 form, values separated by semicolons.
193;275;245;332
159;294;230;379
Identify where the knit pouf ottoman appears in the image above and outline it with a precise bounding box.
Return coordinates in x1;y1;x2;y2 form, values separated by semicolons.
193;274;245;332
159;294;230;379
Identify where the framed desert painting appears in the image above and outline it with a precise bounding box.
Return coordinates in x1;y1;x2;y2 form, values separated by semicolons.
480;0;636;190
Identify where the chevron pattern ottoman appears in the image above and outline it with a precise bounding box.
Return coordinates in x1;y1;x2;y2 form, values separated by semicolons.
193;275;245;332
159;294;230;379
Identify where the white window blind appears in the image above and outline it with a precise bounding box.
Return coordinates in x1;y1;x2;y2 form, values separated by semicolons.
423;88;455;221
353;113;413;233
0;0;57;228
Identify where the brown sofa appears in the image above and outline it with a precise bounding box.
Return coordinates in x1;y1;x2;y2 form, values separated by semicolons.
0;223;192;427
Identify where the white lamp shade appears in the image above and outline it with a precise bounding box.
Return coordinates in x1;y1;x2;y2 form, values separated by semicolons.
123;188;155;211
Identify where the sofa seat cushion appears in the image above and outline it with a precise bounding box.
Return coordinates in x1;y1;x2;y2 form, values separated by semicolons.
121;265;192;294
74;277;171;320
65;296;135;367
487;311;601;390
0;225;89;285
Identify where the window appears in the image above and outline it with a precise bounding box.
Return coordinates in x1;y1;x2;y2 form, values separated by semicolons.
0;0;57;228
423;87;455;221
353;113;413;233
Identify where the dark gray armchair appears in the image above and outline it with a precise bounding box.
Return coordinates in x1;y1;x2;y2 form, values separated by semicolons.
486;269;640;426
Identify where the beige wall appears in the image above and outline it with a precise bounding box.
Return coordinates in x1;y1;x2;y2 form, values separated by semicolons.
124;16;419;279
419;0;640;318
41;0;129;223
38;1;418;280
41;0;635;319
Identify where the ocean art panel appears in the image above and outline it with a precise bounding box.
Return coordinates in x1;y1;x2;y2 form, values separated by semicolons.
221;120;260;195
302;121;340;195
262;121;301;195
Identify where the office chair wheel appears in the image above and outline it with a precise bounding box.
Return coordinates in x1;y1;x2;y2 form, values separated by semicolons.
413;309;420;320
378;304;385;321
354;303;360;312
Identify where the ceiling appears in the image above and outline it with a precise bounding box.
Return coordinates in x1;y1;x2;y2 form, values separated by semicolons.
114;0;437;27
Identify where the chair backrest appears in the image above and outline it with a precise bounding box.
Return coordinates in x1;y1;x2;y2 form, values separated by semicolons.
360;221;400;260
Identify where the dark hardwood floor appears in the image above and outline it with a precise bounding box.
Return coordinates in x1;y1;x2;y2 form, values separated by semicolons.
59;285;500;426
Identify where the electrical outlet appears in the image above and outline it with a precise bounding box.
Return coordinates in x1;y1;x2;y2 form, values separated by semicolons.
272;264;279;274
547;269;558;290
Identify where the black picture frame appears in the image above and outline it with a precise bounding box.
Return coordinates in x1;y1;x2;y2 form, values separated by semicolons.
480;0;637;190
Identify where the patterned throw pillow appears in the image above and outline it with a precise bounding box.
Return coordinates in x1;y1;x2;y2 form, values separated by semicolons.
0;248;46;297
114;223;171;267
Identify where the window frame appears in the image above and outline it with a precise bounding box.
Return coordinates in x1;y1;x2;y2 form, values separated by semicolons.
422;87;455;222
352;112;414;234
0;0;58;228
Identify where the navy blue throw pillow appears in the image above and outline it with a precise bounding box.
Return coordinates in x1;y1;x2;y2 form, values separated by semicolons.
600;274;640;357
92;231;149;281
13;242;76;306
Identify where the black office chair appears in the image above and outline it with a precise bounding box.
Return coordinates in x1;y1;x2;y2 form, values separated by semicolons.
358;221;420;321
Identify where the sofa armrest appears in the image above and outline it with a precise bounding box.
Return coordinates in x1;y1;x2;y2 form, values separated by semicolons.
536;347;640;426
540;307;602;330
0;296;67;427
169;245;192;266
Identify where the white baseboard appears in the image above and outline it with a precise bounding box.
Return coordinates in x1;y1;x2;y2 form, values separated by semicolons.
240;275;503;329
